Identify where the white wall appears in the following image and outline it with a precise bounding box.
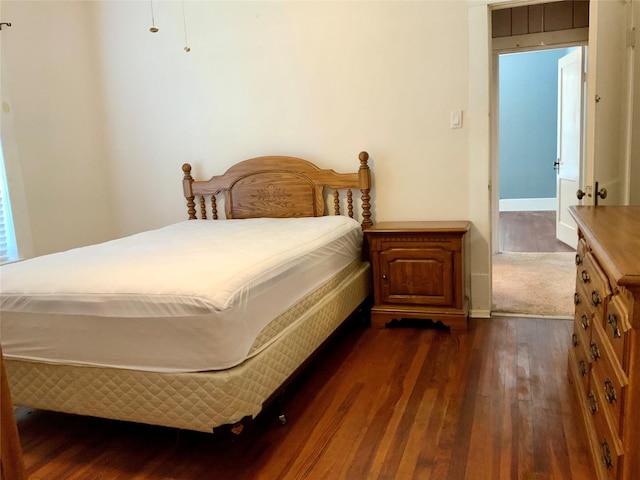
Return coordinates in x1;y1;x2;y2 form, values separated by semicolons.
90;1;471;233
1;0;114;256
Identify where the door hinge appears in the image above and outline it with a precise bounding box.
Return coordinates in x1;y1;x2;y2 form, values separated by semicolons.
628;27;636;49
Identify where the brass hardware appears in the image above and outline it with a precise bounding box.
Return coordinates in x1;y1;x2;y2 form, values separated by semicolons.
574;292;581;305
604;379;617;403
572;333;579;347
597;188;607;199
588;391;598;414
575;253;582;266
607;314;621;339
581;270;590;283
579;359;587;377
601;439;613;469
591;290;601;307
149;0;159;33
581;314;590;330
576;189;586;200
594;182;607;206
590;341;600;361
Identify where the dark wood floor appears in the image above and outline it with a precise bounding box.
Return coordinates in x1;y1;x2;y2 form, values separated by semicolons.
14;316;594;480
499;211;575;253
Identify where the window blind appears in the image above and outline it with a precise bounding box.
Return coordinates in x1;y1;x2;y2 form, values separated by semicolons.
0;146;17;264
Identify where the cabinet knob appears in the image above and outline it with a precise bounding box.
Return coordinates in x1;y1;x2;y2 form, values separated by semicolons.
607;313;621;339
604;378;617;404
382;274;387;281
601;439;613;470
588;391;598;414
591;290;601;307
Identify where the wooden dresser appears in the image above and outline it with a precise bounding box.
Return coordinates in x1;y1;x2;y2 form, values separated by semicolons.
365;221;470;332
567;206;640;480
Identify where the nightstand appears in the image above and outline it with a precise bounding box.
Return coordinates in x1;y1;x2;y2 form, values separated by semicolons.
365;221;470;332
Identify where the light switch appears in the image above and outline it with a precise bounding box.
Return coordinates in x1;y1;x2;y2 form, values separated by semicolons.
450;110;463;129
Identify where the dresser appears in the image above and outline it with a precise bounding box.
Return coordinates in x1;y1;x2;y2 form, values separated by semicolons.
567;206;640;480
364;221;470;332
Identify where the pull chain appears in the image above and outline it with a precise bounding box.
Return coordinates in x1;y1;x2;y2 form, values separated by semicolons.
149;0;158;33
182;0;190;52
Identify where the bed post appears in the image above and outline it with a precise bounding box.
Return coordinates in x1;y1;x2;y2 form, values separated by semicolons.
358;151;373;230
182;164;197;220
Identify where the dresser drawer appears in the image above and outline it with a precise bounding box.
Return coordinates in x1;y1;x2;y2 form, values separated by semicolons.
574;302;593;353
590;323;627;439
578;254;612;322
570;332;592;393
590;381;624;480
575;238;589;268
604;294;631;372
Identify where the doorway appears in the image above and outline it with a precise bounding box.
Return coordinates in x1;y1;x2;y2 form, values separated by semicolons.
496;46;582;255
491;19;588;317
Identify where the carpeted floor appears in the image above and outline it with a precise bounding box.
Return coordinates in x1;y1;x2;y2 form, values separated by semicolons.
492;252;576;317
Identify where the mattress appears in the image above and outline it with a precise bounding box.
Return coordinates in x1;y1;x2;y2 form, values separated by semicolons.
0;216;363;372
5;262;371;432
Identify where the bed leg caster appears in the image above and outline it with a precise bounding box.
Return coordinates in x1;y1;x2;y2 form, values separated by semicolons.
278;413;288;425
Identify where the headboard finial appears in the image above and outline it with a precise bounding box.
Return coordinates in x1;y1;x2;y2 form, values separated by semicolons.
357;151;373;230
182;163;197;219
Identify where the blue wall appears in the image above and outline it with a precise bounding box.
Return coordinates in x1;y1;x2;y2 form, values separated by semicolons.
499;48;573;200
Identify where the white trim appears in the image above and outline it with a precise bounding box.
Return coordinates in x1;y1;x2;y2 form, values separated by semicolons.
499;197;556;211
470;309;492;319
491;312;572;320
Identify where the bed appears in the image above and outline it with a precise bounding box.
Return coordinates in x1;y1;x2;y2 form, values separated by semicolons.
1;151;373;433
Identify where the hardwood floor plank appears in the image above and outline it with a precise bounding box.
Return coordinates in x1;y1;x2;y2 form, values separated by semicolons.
14;317;594;480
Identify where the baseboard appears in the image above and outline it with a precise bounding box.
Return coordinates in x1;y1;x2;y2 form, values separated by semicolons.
499;197;555;212
469;309;491;318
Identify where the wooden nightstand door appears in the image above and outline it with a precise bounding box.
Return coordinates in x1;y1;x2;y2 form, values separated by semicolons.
380;246;453;307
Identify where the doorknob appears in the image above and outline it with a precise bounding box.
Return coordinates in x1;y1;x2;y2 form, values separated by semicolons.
553;160;560;172
577;189;586;200
595;181;607;206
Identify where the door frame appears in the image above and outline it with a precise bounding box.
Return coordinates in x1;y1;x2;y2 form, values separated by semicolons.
490;35;588;255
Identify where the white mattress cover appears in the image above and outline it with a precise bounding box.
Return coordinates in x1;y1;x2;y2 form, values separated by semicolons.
0;216;363;372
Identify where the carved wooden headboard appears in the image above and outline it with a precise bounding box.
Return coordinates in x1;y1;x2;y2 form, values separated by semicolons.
182;151;372;229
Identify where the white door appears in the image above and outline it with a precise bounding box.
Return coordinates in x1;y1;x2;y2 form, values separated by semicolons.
585;0;633;206
556;47;584;249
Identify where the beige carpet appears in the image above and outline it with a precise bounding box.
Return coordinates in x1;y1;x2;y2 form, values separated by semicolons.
492;252;576;317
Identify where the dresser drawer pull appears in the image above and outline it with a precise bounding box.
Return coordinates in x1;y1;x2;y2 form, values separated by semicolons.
588;391;598;414
574;293;581;305
607;313;621;339
581;314;590;330
601;439;614;470
579;360;587;377
591;290;601;307
575;253;582;266
382;274;387;281
581;269;590;283
604;378;617;404
590;341;600;361
572;334;579;347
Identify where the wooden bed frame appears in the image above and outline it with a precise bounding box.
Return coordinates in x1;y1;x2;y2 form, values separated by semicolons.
6;151;373;434
182;151;372;228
